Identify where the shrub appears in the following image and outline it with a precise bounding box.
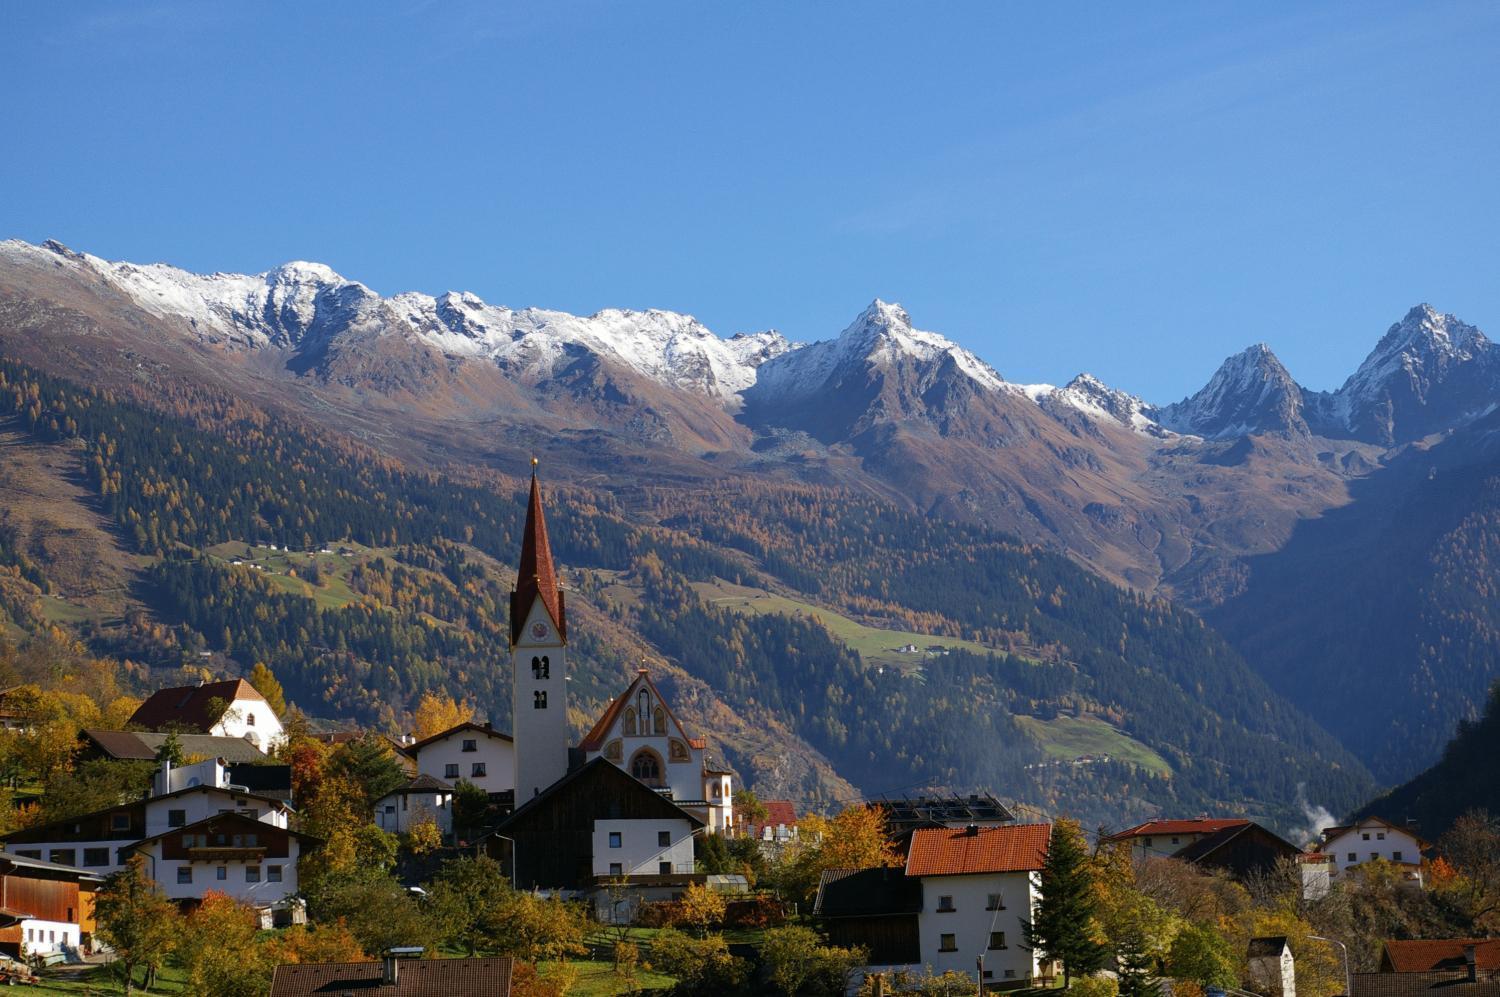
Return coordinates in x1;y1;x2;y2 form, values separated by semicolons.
1072;974;1121;997
649;928;749;995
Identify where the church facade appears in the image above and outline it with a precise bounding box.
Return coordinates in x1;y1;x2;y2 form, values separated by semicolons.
507;469;734;834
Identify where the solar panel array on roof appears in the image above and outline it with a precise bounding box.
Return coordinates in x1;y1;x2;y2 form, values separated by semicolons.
881;793;1016;833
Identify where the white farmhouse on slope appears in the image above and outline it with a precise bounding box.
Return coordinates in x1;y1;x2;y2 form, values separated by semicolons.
1314;816;1428;888
408;721;515;799
128;678;284;750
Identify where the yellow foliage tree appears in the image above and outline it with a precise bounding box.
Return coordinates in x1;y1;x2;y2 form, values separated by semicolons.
412;692;474;740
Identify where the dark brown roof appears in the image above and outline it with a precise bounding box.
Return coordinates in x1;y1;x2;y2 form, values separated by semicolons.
905;823;1051;877
129;810;318;851
388;774;454;795
407;722;512;754
82;728;269;763
498;757;704;832
1383;942;1500;974
1172;821;1300;864
511;472;565;646
815;866;922;917
270;955;513;996
1353;971;1500;997
128;679;267;733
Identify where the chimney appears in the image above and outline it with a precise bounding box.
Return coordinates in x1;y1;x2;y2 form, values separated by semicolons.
383;946;423;985
1465;946;1477;984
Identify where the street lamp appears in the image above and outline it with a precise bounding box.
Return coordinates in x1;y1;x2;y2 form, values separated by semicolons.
1310;935;1351;997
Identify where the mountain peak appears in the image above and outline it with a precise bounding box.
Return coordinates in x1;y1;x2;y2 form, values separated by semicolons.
1159;343;1305;438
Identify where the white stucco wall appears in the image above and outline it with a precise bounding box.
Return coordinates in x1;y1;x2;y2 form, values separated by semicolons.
916;871;1041;983
1323;822;1422;874
513;600;569;800
591;818;695;878
210;696;285;750
414;730;514;796
375;790;453;836
21;919;79;956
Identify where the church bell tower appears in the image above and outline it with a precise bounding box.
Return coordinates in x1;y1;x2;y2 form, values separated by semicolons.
511;463;569;799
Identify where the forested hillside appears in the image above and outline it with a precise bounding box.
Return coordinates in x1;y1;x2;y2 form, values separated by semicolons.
0;357;1375;829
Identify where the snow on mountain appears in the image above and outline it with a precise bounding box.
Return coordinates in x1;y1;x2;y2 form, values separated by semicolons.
1158;343;1308;439
387;291;793;402
752;298;1007;401
1024;374;1165;435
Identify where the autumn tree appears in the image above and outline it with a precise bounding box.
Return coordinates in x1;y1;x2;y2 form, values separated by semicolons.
1025;819;1106;986
412;691;474;740
426;854;511;956
262;920;368;966
678;882;727;937
248;661;288;717
1438;810;1500;930
94;857;181;996
176;892;270;997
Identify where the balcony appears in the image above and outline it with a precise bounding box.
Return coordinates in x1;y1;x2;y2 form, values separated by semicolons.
187;846;267;862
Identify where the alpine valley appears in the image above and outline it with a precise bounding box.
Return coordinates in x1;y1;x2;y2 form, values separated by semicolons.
4;239;1499;832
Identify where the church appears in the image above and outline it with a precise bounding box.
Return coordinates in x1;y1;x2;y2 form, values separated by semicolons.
506;466;735;836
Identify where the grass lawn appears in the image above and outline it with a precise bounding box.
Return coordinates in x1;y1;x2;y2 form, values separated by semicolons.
541;957;676;995
31;962;189;994
1015;715;1172;777
689;578;1005;673
204;540;385;610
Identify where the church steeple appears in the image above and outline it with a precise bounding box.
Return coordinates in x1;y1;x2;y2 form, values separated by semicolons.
511;464;566;646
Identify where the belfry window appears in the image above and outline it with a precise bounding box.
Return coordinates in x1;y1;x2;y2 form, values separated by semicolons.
532;656;549;680
534;690;547;709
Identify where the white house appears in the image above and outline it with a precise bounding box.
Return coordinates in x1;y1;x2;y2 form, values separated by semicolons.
905;823;1052;985
579;669;734;834
127;811;313;924
375;774;455;837
2;783;293;880
128;679;284;750
409;722;514;798
1101;816;1251;861
1314;816;1428;887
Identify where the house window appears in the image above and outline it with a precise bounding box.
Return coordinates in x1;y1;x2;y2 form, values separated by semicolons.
532;656;549;680
937;895;955;912
610;863;623;876
986;893;1004;910
49;849;76;866
168;809;187;827
111;814;131;832
1393;851;1404;862
1371;852;1379;861
1143;837;1153;847
534;691;547;709
1347;852;1357;862
268;865;282;882
471;763;486;777
658;831;671;847
177;867;193;884
1171;836;1180;844
217;867;227;881
659;861;672;875
1377;832;1386;840
246;866;261;883
385;804;396;815
462;739;478;753
247;713;256;726
609;832;623;849
445;764;460;779
66;907;73;923
990;931;1008;950
939;933;957;952
1362;832;1370;840
83;848;109;867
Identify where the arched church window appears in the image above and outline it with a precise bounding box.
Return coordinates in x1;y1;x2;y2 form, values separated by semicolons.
630;750;662;786
533;690;547;709
653;707;666;734
622;707;637;735
532;656;549;679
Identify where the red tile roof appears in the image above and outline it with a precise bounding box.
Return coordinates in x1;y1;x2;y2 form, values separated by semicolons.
905;822;1051;877
1382;941;1500;974
127;679;266;733
1104;817;1250;841
511;473;565;645
748;800;798;838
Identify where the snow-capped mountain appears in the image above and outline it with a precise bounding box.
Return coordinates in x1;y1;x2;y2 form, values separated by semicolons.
1329;304;1500;444
1158;344;1308;439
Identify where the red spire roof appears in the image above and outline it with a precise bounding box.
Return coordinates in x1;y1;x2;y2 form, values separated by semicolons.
511;469;566;644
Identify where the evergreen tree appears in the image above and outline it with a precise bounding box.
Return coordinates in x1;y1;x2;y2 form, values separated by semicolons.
1024;819;1105;987
1115;929;1156;997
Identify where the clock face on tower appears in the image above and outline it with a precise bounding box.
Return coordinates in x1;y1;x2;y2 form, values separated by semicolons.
530;621;549;640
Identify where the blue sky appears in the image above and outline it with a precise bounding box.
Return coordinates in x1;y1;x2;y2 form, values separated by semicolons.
4;2;1498;400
